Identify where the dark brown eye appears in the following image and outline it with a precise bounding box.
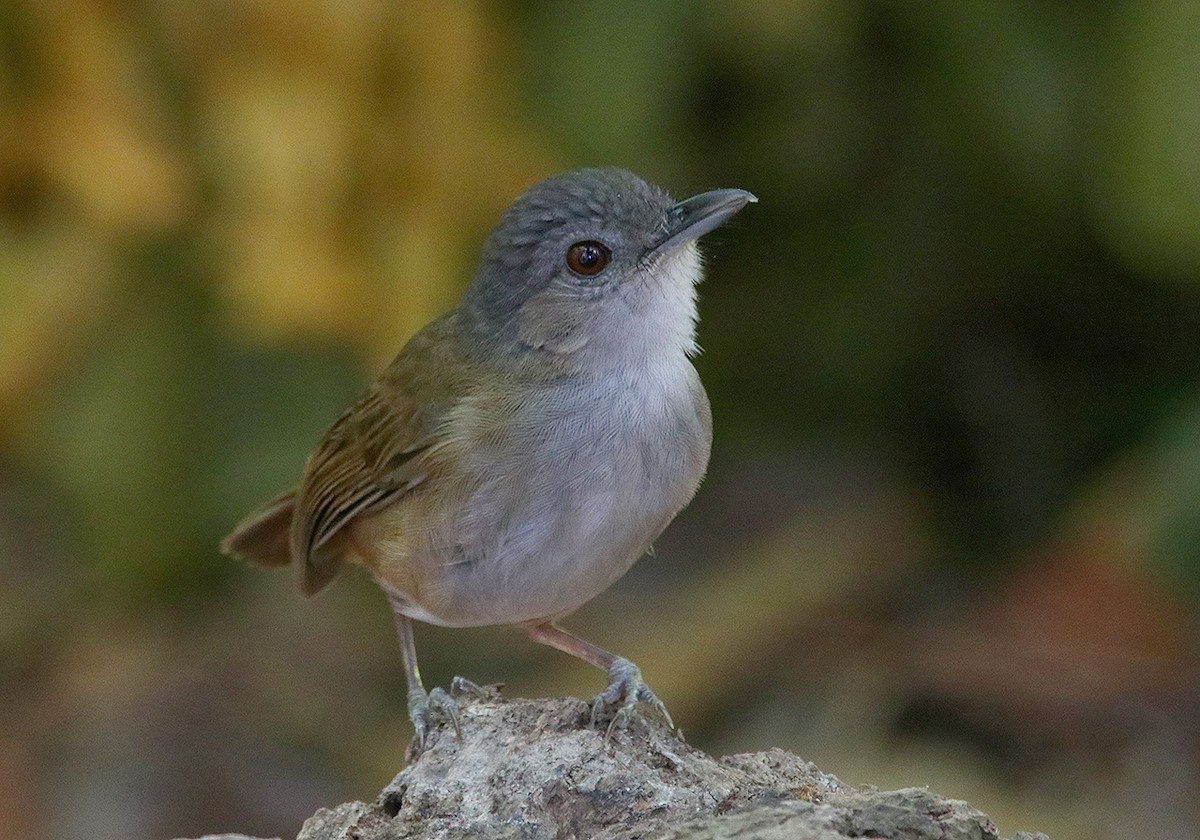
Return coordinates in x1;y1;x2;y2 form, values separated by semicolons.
566;241;611;277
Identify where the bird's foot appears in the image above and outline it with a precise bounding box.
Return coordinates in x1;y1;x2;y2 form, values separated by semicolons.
449;675;493;699
589;657;673;738
407;685;462;757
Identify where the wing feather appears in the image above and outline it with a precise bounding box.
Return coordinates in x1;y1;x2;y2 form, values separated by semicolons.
288;313;470;594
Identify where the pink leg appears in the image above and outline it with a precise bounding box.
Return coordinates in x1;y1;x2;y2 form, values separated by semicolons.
526;622;673;733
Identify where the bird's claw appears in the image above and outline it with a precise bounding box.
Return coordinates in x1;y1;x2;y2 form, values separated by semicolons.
449;675;492;699
589;657;673;738
407;685;462;755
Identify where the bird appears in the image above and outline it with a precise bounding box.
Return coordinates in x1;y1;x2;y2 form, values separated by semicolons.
222;167;756;750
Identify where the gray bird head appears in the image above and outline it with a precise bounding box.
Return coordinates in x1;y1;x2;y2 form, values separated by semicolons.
462;168;756;364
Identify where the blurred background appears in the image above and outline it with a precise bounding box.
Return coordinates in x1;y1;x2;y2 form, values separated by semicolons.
2;1;1198;838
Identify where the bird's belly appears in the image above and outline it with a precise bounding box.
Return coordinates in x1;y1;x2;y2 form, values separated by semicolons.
438;480;664;625
360;369;710;627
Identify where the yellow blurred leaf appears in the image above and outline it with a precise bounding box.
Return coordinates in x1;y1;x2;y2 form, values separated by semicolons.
0;227;119;442
172;0;558;354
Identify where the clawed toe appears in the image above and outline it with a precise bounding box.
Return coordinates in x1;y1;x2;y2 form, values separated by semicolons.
407;685;462;755
449;675;494;699
520;624;675;739
589;657;673;738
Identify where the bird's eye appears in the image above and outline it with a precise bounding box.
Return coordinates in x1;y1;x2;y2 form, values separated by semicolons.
566;241;611;277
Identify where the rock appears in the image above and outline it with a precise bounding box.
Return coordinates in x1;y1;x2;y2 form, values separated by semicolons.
187;688;1048;840
174;835;281;840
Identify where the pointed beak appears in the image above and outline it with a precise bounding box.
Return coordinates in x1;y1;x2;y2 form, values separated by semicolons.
653;187;758;256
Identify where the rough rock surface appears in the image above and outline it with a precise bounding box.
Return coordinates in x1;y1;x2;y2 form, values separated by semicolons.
186;686;1049;840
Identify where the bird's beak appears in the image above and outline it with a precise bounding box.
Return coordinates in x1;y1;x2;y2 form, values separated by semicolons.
652;187;758;257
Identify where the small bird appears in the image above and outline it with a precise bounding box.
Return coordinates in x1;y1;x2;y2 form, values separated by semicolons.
222;168;756;749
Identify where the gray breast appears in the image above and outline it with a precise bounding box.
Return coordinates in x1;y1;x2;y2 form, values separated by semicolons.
432;361;711;626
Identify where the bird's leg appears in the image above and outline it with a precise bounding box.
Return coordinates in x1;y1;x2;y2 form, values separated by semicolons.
391;606;461;751
526;622;672;736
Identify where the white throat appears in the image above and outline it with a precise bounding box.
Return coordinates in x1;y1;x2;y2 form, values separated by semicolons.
594;242;703;369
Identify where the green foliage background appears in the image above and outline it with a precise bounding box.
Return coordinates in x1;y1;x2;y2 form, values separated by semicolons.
1;2;1198;839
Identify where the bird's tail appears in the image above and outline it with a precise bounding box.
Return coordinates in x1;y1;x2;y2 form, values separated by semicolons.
220;490;297;568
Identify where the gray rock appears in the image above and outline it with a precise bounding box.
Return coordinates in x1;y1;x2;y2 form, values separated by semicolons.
187;690;1047;840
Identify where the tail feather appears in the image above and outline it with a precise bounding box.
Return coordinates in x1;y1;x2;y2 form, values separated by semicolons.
221;491;297;568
